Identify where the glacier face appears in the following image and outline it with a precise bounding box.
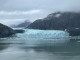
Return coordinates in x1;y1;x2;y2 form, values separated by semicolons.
14;29;70;47
16;29;69;38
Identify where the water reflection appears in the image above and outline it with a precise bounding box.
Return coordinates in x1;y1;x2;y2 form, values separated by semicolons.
0;37;80;60
0;38;9;51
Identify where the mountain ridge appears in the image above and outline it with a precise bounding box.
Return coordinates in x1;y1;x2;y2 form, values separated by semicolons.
0;23;15;38
11;21;31;28
27;12;80;30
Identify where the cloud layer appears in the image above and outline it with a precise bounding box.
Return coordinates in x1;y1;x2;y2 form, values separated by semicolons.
0;10;42;15
0;0;80;26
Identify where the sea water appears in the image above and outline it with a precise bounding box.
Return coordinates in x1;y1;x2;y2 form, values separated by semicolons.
0;29;80;60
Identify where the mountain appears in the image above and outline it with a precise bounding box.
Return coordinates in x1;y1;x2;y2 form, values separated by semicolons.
27;12;80;30
0;23;15;38
11;21;31;28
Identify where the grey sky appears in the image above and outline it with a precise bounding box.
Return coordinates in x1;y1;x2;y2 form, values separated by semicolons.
0;0;80;26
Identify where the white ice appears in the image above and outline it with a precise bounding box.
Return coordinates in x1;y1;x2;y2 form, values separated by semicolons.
16;29;69;38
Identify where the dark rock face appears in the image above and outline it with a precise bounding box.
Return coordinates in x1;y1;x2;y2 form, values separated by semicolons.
67;28;80;36
14;30;25;33
0;23;15;38
27;12;80;30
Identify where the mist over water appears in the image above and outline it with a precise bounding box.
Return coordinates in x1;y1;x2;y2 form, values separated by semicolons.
0;29;80;60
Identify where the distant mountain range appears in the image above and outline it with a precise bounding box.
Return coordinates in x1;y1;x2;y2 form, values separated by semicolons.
27;12;80;30
11;21;31;28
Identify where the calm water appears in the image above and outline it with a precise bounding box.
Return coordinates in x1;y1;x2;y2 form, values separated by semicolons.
0;37;80;60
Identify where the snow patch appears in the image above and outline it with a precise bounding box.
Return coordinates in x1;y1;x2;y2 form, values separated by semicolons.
55;14;61;18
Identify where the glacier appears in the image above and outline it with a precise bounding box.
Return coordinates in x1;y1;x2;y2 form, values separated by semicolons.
16;29;69;38
14;29;70;47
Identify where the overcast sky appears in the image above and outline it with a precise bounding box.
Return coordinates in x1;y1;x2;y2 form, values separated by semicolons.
0;0;80;26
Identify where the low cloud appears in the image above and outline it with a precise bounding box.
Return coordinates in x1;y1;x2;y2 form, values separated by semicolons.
0;19;27;26
0;10;42;15
0;10;48;26
0;0;80;26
